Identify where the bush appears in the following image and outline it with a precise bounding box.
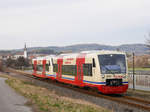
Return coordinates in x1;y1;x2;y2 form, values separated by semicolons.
5;57;30;69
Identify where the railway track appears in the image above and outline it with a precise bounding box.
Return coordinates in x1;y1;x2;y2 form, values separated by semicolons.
4;69;150;112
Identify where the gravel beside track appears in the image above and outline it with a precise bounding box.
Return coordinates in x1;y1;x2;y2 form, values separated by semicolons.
2;70;150;112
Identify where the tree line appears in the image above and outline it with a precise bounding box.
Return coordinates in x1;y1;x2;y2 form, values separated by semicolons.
4;57;30;69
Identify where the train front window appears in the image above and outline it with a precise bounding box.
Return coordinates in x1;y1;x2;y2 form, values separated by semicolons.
98;54;126;74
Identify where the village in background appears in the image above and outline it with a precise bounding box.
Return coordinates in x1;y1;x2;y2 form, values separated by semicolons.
0;43;150;70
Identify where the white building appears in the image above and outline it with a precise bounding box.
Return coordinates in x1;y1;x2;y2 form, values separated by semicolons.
24;43;28;58
14;43;28;59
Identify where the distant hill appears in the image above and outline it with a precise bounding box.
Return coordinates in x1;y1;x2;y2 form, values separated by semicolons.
0;43;149;55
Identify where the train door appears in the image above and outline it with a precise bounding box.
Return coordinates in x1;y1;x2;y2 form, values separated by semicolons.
76;58;85;85
42;60;46;77
56;59;63;80
33;60;37;75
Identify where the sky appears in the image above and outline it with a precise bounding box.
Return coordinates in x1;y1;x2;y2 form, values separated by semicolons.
0;0;150;50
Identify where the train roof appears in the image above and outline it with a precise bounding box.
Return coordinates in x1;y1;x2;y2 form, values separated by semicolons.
55;50;126;59
32;50;126;60
33;55;56;60
80;50;125;54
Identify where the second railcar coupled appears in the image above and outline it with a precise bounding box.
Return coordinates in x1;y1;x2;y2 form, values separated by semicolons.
32;50;128;94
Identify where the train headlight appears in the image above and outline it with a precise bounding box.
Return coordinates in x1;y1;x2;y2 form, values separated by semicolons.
102;74;105;78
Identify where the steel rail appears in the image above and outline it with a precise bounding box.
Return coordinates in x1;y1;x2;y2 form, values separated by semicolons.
5;68;150;111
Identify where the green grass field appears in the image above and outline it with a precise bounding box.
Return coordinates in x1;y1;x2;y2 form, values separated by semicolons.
128;68;150;71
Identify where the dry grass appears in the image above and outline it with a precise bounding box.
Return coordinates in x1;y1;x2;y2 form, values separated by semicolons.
0;74;110;112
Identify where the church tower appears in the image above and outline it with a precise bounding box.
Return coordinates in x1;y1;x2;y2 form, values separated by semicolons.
24;43;28;58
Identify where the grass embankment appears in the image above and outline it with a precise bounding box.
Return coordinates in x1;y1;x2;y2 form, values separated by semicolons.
128;68;150;71
0;74;110;112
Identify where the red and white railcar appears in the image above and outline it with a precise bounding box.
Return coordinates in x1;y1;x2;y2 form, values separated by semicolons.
32;51;128;94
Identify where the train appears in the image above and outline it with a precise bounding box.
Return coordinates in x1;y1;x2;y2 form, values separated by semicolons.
32;50;128;94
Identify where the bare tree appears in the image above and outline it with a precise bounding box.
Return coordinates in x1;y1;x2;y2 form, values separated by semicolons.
145;32;150;48
5;57;30;69
15;57;30;69
0;60;3;71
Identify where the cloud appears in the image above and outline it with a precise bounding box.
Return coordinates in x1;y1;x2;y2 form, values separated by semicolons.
0;0;150;49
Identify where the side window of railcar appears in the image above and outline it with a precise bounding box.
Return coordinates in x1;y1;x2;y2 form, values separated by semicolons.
37;65;43;71
45;64;49;71
32;64;34;70
45;61;50;72
83;64;92;76
51;59;53;65
62;65;77;76
53;64;58;72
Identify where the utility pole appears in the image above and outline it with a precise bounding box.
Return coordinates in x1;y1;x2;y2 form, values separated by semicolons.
133;52;135;90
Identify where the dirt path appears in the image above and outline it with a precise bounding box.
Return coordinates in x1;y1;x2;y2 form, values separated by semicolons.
0;77;33;112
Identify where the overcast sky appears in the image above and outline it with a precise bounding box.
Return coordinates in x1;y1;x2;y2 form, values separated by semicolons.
0;0;150;50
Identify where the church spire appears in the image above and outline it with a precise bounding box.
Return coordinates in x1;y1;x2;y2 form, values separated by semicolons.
24;43;28;58
24;43;27;51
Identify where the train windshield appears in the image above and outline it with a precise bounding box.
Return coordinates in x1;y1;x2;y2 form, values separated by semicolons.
98;54;126;74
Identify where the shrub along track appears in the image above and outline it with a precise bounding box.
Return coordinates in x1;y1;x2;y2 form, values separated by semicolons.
5;68;150;112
